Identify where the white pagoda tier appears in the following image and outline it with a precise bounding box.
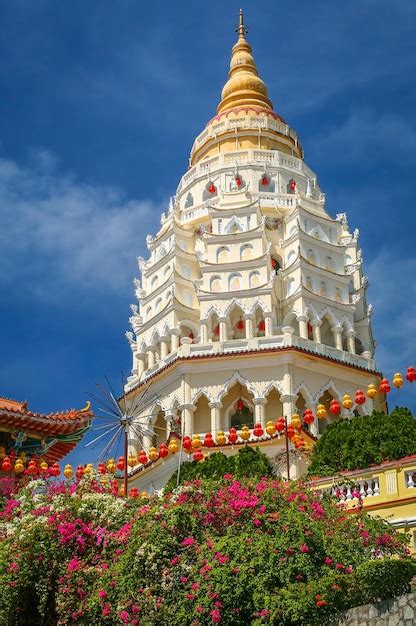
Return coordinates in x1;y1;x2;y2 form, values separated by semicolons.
124;11;380;492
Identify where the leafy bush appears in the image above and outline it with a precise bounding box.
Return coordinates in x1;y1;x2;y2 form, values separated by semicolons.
1;474;413;625
164;445;274;492
308;407;416;477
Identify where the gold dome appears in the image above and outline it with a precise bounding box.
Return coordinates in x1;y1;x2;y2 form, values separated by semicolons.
217;9;273;114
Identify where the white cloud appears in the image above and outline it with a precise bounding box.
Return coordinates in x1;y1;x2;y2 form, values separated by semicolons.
0;149;162;300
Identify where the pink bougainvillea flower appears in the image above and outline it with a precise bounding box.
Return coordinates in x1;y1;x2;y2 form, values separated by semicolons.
98;589;107;599
102;605;111;616
181;537;195;546
119;610;130;624
210;608;221;623
324;557;333;565
299;544;310;553
335;563;344;570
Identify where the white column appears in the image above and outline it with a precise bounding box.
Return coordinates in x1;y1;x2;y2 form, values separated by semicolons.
282;326;295;346
264;313;273;337
244;314;254;339
209;401;222;436
181;404;195;437
362;350;372;360
164;410;177;437
219;317;228;342
253;397;267;428
297;315;308;340
280;394;297;421
170;329;180;352
160;336;169;359
200;320;209;344
137;352;146;378
346;330;356;354
312;321;321;344
332;325;343;350
147;347;155;369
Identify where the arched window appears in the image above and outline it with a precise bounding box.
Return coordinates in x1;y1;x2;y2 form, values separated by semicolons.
146;306;152;320
305;276;313;290
325;256;334;271
151;275;158;290
287;278;296;296
210;276;221;292
320;281;328;298
155;298;163;312
249;271;260;288
184;192;193;208
229;273;242;291
217;246;229;263
287;250;296;265
240;244;253;260
307;249;317;264
164;265;171;277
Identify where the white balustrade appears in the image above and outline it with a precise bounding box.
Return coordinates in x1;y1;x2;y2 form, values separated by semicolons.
405;471;416;488
332;477;380;502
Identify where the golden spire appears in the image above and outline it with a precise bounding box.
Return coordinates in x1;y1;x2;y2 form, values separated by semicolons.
217;9;273;114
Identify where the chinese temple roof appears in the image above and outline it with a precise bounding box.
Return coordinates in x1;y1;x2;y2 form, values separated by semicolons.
0;397;93;462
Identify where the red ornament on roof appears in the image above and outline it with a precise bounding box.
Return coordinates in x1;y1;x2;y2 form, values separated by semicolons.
236;319;245;331
208;182;216;194
289;179;297;191
261;175;269;186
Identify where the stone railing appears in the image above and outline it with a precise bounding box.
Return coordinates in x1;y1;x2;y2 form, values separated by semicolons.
292;335;375;370
328;477;381;502
405;469;416;488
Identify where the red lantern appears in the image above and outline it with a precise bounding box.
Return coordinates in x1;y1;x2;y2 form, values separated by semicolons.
1;456;11;472
138;450;148;465
51;462;60;477
406;367;415;383
271;258;277;269
276;418;285;432
355;390;366;405
289;179;296;191
253;422;264;437
214;324;220;336
76;465;85;479
235;175;242;188
307;323;313;335
228;427;238;444
203;433;213;447
258;319;265;332
303;411;314;425
379;378;391;394
27;459;37;475
236;319;245;331
329;399;341;415
182;436;193;452
286;425;296;439
159;444;169;458
188;332;194;341
98;462;107;475
261;175;269;186
235;399;245;413
117;456;125;471
208;182;216;194
130;487;139;498
193;449;204;462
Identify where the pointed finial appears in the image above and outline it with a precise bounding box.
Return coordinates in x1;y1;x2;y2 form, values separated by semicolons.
237;8;248;39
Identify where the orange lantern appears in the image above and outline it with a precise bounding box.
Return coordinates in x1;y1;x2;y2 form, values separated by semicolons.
148;447;159;462
107;459;116;473
191;435;202;450
1;456;11;472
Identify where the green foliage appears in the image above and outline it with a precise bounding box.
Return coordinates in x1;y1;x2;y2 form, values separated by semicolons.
352;559;416;605
164;445;274;492
308;407;416;476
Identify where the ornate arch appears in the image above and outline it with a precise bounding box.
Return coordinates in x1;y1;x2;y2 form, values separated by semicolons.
314;379;342;403
263;380;284;398
191;387;213;404
305;303;320;323
282;308;300;327
179;318;200;335
224;215;244;234
247;299;270;316
216;371;257;403
318;306;339;327
224;298;248;316
339;315;354;333
293;382;315;408
205;303;222;319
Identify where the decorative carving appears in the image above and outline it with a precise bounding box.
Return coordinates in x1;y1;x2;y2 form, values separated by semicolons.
125;331;134;345
367;303;373;317
351;294;362;304
130;304;138;316
353;228;359;241
336;213;348;225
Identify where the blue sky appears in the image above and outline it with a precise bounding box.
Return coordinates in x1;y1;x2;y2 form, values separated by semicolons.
0;1;415;466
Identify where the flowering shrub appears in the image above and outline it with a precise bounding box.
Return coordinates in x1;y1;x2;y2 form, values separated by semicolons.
1;474;414;625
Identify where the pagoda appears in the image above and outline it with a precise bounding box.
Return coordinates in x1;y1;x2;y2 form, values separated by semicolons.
124;11;380;492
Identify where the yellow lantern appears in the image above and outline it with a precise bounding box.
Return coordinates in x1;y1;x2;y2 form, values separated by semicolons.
127;453;136;467
100;474;108;486
316;404;327;419
291;414;301;429
19;451;26;462
192;435;202;449
119;485;126;497
240;425;250;441
266;420;276;436
107;459;117;474
84;463;94;476
292;434;301;445
141;491;149;500
148;446;159;462
14;460;24;473
367;384;377;399
168;439;179;454
63;464;73;479
216;431;226;446
342;394;353;409
392;373;404;389
40;460;48;472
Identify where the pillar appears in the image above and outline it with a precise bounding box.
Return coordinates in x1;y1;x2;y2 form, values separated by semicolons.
311;320;321;344
332;325;343;350
200;320;209;344
282;325;295;346
253;397;267;428
346;330;356;354
160;336;169;359
170;329;180;352
164;410;177;437
219;317;228;342
137;352;146;378
147;347;155;369
297;315;308;340
209;401;222;436
280;394;298;421
244;314;254;339
264;312;273;337
181;404;195;438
